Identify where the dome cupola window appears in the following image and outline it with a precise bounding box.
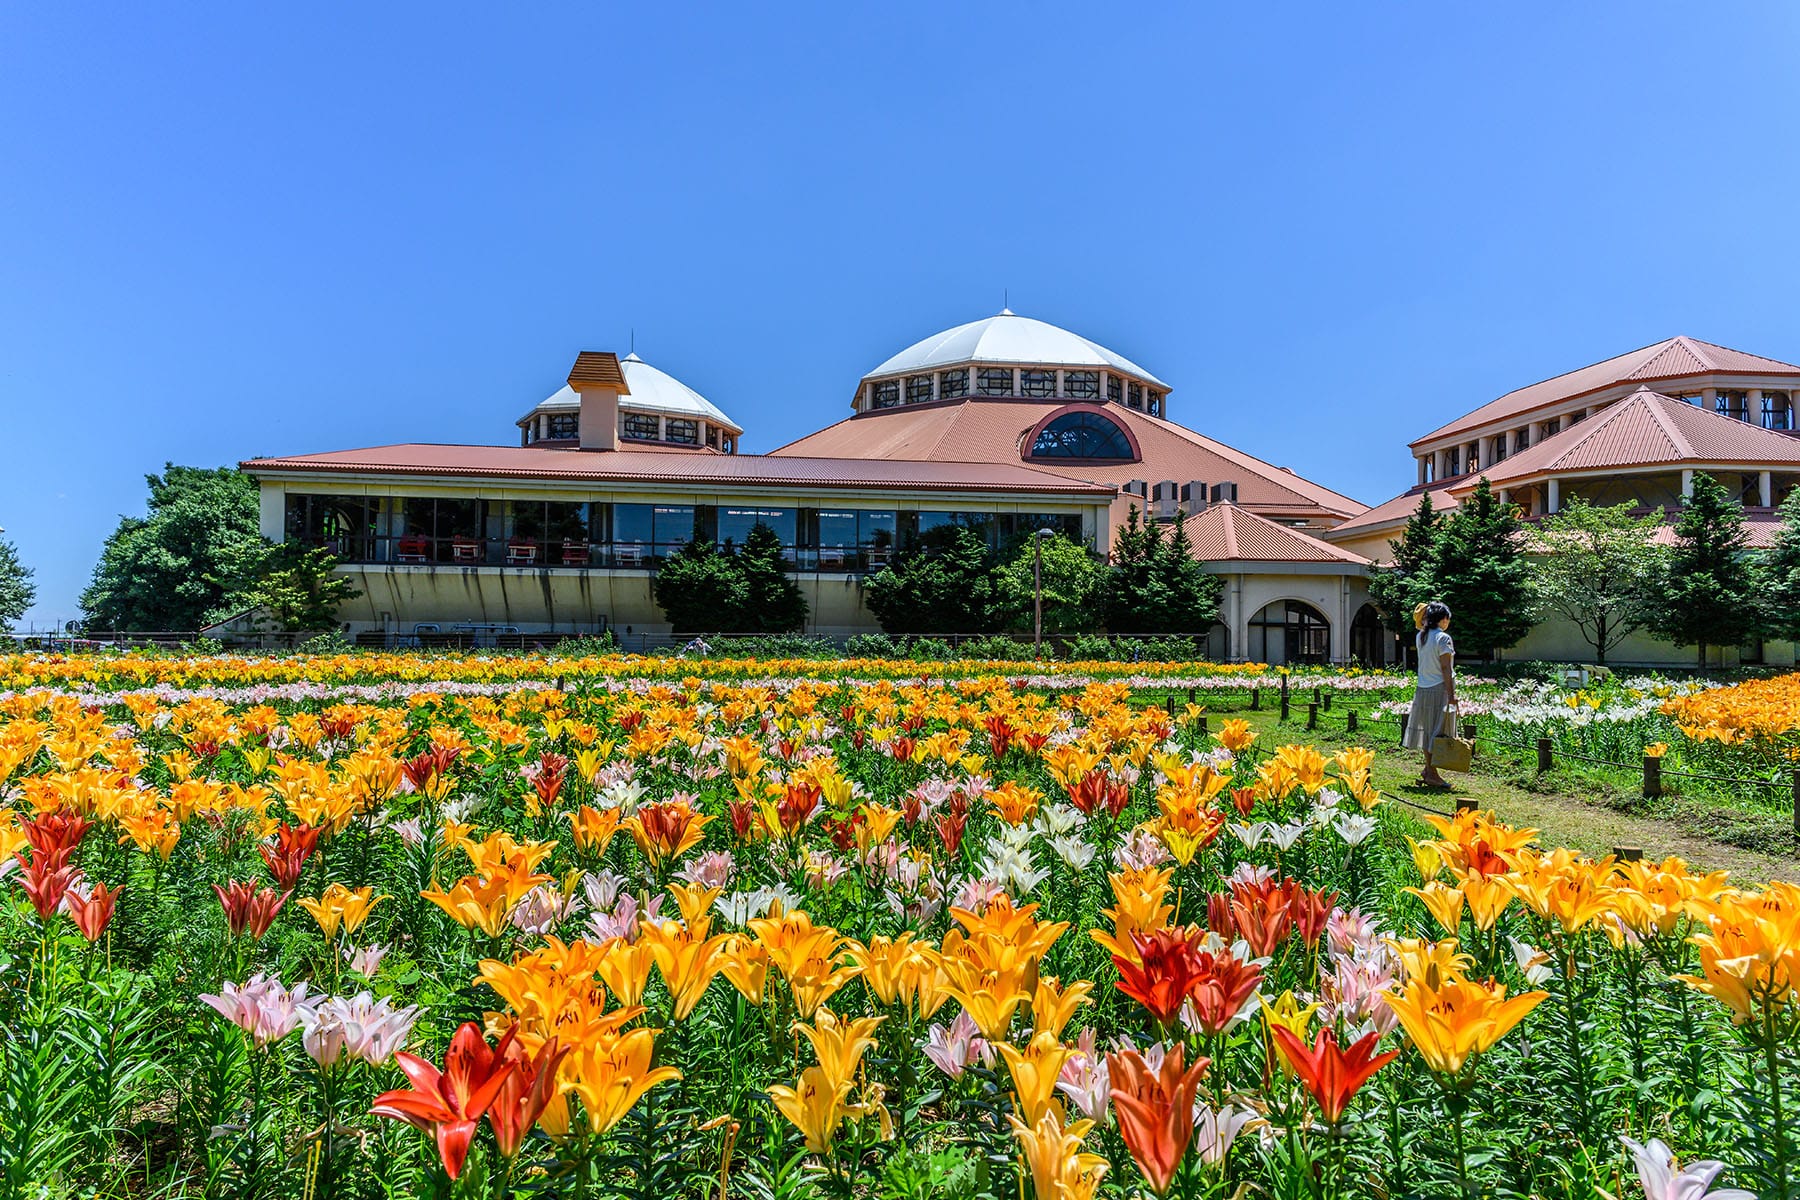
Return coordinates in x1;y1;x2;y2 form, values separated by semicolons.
1065;371;1099;399
547;414;578;440
978;367;1014;396
872;380;901;409
939;368;969;399
1020;369;1057;398
906;374;934;403
1027;407;1139;462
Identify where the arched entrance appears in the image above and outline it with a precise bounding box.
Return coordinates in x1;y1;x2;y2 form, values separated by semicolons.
1247;600;1331;666
1350;604;1386;667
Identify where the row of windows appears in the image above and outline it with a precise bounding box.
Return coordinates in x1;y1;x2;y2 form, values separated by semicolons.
869;368;1164;414
527;412;728;451
283;495;1082;571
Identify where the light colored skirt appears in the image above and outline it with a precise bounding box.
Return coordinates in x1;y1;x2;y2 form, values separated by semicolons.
1403;684;1447;751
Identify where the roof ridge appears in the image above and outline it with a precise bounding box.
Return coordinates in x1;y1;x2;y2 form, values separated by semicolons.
1138;411;1366;512
1638;392;1695;459
1222;505;1240;559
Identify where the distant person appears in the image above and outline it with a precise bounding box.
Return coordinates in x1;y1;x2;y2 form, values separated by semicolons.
1403;601;1456;789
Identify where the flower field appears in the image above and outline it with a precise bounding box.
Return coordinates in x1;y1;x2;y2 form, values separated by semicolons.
0;653;1794;1199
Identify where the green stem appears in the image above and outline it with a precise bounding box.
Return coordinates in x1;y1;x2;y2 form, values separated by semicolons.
1766;1009;1791;1200
1450;1101;1471;1200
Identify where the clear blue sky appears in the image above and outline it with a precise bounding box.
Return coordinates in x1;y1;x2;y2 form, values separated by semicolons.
5;3;1799;628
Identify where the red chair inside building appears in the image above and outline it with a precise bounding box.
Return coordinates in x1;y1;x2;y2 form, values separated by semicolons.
451;536;482;564
560;539;590;566
396;536;430;563
507;537;539;566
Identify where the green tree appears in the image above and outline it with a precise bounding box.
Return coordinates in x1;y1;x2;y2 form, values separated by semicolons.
0;536;36;632
1528;499;1668;665
234;541;362;632
1429;477;1534;660
1100;506;1224;634
1366;491;1444;641
79;465;263;631
1647;471;1760;667
653;539;751;635
994;533;1103;635
1757;488;1800;642
736;522;809;633
864;527;1000;635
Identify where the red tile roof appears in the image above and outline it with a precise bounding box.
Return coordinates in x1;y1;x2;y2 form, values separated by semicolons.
769;398;1365;520
1182;504;1370;565
1413;337;1800;448
1320;486;1461;538
241;443;1116;496
1479;388;1800;485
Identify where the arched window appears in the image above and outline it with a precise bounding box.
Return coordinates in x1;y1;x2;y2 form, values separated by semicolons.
1029;410;1136;461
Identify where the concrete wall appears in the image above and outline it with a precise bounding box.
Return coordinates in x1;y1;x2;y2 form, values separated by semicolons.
1213;567;1377;665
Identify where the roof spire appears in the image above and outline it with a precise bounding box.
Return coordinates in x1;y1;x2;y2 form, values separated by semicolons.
1001;288;1012;317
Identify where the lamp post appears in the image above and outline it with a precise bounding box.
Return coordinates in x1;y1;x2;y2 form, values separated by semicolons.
1033;528;1056;654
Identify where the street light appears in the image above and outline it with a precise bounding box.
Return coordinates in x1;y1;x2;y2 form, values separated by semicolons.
1033;528;1056;654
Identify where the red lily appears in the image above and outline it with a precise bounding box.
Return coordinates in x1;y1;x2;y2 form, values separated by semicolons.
22;809;91;871
401;744;460;791
214;880;290;940
1291;885;1339;949
1108;1043;1211;1196
488;1037;569;1159
984;715;1014;758
935;809;968;858
1186;949;1263;1037
18;857;80;921
258;822;321;890
531;752;568;810
65;880;122;942
1067;767;1109;816
372;1022;519;1179
1271;1027;1398;1125
1229;879;1295;958
1114;927;1208;1029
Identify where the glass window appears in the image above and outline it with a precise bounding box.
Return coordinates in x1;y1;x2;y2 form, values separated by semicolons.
807;509;858;548
1064;371;1099;399
1000;513;1083;548
917;511;995;551
860;510;898;566
1020;370;1057;398
1514;429;1530;454
547;413;578;439
546;503;587;562
872;380;901;409
654;505;702;550
978;367;1014;396
938;369;969;400
1491;435;1507;463
1447;447;1461;476
621;413;661;441
1029;411;1136;460
1544;418;1561;437
665;418;698;444
706;425;720;448
906;375;934;404
1127;382;1143;409
1765;392;1792;431
1107;375;1122;404
1146;390;1163;416
718;506;794;548
612;503;654;552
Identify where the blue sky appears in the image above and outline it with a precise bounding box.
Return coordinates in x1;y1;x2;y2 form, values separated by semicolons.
4;3;1799;627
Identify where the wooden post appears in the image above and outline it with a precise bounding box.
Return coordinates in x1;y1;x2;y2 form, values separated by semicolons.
1188;687;1196;705
1250;687;1261;711
555;676;566;692
1281;675;1290;705
1455;796;1477;813
1347;709;1359;734
1307;702;1318;730
1322;691;1332;711
1398;711;1408;743
1165;696;1175;717
1642;754;1662;799
1280;691;1291;723
1613;845;1643;862
1312;685;1322;705
1792;769;1800;835
1197;715;1209;735
1537;737;1553;772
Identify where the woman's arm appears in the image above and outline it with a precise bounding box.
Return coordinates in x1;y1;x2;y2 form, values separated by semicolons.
1440;650;1456;707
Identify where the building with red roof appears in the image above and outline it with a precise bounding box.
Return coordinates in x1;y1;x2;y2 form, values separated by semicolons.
242;311;1382;659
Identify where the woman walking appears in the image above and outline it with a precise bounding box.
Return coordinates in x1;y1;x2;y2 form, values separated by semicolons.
1403;601;1457;789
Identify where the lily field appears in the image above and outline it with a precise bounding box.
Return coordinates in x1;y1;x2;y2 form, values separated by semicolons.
0;650;1796;1200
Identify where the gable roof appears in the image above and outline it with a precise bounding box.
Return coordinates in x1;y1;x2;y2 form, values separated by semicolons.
1182;503;1370;565
1316;485;1461;539
1479;387;1800;485
1413;336;1800;448
566;351;630;391
769;398;1366;520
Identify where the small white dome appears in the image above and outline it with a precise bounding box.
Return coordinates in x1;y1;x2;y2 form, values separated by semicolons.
524;353;740;431
864;312;1167;387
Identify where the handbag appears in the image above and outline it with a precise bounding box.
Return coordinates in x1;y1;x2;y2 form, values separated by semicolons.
1432;709;1474;773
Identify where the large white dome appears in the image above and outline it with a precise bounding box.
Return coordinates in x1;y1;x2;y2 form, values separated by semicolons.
864;310;1167;387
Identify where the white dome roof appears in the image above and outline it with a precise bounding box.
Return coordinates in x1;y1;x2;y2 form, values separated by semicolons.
525;353;739;431
864;311;1168;387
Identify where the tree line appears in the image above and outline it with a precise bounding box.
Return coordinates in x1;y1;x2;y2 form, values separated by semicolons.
1371;472;1798;666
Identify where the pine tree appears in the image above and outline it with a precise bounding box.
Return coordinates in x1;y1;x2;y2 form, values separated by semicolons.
737;522;809;633
1101;506;1222;634
1648;472;1759;666
1758;488;1800;642
653;539;750;635
235;541;362;632
1366;492;1442;643
1429;477;1534;660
